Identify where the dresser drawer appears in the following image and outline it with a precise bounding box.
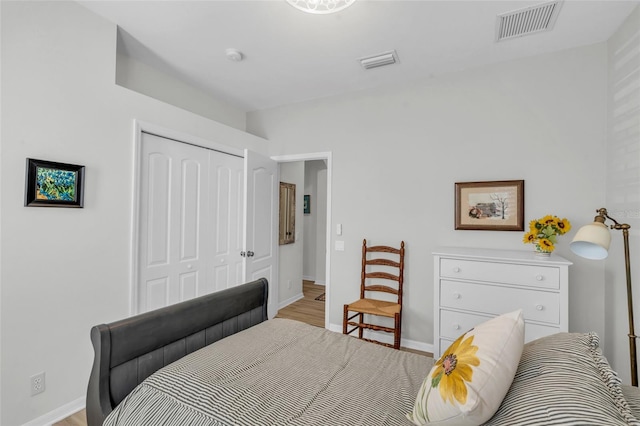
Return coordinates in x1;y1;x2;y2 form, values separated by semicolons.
440;258;560;290
440;309;492;339
438;315;560;355
440;280;559;325
439;309;561;340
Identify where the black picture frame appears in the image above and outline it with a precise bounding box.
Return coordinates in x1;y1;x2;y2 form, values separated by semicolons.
24;158;85;208
454;180;524;231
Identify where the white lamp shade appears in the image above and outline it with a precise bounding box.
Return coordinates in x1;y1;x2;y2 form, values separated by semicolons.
570;221;611;260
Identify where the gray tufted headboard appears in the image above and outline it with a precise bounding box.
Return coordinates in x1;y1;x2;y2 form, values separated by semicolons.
86;278;268;426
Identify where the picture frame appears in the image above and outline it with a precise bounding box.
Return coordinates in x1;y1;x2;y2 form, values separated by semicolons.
455;180;524;231
303;194;310;215
24;158;85;208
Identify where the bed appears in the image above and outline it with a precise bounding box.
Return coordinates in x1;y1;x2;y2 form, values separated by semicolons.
87;278;640;426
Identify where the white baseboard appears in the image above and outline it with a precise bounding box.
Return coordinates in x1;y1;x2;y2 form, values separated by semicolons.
278;292;304;310
328;323;433;354
302;275;315;281
22;396;84;426
314;280;325;285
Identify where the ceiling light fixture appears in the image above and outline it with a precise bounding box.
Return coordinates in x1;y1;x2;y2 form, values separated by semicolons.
286;0;356;15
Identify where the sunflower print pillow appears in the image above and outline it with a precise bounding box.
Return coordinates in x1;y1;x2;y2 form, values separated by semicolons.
407;310;524;425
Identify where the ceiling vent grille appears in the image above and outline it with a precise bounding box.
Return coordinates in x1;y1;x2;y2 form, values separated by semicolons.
359;50;399;70
496;1;563;42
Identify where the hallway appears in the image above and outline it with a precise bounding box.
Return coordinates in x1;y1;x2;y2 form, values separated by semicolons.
276;280;325;328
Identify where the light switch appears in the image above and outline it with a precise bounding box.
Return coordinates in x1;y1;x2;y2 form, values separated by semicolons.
336;224;342;236
335;240;345;251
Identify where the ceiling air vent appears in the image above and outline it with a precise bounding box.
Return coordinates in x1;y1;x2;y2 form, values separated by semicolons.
359;50;399;70
496;1;563;42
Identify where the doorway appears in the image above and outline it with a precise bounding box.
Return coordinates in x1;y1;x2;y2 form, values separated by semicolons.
272;153;332;329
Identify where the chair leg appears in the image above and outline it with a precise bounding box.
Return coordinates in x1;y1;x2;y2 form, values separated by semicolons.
394;312;401;350
358;313;364;339
343;305;348;335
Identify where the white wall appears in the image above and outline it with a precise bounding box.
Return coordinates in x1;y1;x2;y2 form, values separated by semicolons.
249;43;609;350
116;48;247;131
303;160;327;284
0;2;268;424
278;162;305;305
604;5;640;385
314;166;328;285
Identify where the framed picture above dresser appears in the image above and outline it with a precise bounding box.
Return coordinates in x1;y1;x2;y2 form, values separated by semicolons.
433;247;572;358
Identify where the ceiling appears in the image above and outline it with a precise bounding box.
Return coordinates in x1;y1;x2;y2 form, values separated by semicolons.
78;0;639;112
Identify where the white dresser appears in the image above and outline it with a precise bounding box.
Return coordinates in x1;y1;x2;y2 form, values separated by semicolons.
433;247;572;358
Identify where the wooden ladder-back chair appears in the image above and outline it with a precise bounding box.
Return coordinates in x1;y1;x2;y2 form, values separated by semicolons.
343;239;405;349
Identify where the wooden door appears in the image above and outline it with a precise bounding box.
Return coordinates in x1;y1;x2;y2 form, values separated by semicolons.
209;151;244;292
138;133;211;312
243;149;278;318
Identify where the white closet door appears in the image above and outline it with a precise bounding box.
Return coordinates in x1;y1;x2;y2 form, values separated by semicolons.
138;133;210;312
209;151;244;292
243;149;278;318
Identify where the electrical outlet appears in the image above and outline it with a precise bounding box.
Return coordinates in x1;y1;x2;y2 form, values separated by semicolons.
30;372;45;396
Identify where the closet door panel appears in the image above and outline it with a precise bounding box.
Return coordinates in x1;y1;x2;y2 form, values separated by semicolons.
209;152;244;292
138;133;210;312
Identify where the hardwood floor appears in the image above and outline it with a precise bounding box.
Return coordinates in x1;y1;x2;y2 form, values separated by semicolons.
57;280;428;425
53;409;86;426
276;280;326;327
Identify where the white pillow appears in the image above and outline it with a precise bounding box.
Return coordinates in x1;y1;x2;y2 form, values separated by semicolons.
408;310;524;425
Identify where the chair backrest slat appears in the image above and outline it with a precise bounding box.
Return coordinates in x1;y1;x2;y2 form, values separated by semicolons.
365;272;399;281
366;259;400;268
363;284;398;295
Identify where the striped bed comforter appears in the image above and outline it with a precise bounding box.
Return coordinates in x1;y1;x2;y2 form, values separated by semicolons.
103;318;433;426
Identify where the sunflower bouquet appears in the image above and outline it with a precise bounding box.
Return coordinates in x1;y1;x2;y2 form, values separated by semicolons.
523;215;571;253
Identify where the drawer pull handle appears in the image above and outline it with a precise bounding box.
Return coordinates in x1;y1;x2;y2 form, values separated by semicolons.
536;304;544;311
453;324;460;330
453;267;461;273
536;275;544;281
453;292;461;300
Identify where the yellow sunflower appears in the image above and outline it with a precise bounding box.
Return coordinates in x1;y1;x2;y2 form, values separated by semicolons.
523;231;536;244
556;218;571;234
538;238;555;252
529;219;541;233
541;214;556;226
431;332;480;405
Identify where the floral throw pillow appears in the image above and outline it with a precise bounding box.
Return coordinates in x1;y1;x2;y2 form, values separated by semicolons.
407;310;524;425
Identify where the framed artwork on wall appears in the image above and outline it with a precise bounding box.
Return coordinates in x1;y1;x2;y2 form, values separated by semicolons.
455;180;524;231
279;182;296;245
304;194;310;215
24;158;85;208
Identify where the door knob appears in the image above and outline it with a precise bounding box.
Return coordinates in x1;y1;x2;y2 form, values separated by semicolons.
247;251;255;257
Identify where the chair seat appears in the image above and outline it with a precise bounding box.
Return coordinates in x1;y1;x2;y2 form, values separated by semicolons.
346;298;401;318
